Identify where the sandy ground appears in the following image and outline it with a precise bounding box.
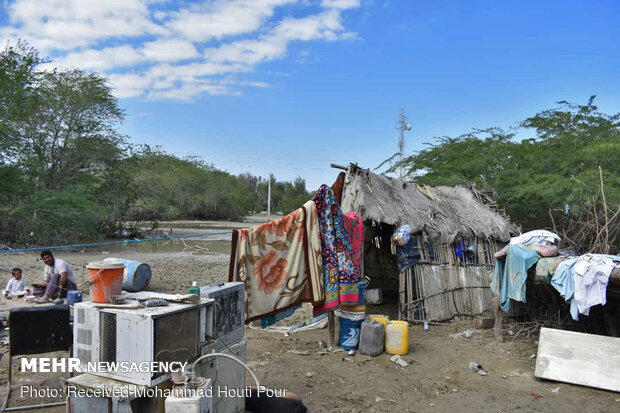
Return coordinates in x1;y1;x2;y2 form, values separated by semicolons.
0;218;618;412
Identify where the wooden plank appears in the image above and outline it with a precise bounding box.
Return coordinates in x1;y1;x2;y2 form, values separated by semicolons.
398;271;405;321
535;327;620;392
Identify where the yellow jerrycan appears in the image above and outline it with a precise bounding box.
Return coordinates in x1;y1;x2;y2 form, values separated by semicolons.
385;320;409;355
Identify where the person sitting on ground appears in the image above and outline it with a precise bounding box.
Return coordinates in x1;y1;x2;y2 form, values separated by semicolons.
3;267;29;298
33;250;77;303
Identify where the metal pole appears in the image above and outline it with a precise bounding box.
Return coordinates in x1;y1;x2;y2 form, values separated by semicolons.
267;175;271;221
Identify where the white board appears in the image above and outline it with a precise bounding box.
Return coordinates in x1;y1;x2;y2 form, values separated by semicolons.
535;327;620;392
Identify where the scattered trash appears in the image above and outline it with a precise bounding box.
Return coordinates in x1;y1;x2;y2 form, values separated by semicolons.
305;372;314;378
287;349;311;355
342;357;352;362
530;393;543;399
551;387;560;393
508;330;514;336
348;350;356;356
501;375;507;379
424;320;429;332
449;329;475;339
529;353;537;359
452;388;458;393
468;362;487;376
375;396;396;403
390;355;408;367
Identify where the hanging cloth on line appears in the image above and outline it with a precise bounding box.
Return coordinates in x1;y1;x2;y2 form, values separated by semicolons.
229;200;324;323
344;211;364;274
490;244;539;312
312;185;360;316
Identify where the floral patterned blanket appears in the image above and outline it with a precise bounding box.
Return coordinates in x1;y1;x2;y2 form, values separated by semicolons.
312;185;360;316
229;200;324;323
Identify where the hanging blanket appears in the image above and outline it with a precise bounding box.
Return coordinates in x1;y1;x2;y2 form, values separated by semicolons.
490;244;539;312
344;211;364;273
312;185;359;316
229;200;324;323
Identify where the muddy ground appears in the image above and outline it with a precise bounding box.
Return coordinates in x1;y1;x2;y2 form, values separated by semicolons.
0;218;618;412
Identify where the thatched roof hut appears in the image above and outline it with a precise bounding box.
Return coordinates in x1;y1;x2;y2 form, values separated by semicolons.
340;164;518;244
338;164;519;322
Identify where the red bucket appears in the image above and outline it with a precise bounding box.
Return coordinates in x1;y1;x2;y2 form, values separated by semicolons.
87;261;125;303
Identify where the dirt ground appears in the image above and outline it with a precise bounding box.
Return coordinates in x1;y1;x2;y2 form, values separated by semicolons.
0;219;618;412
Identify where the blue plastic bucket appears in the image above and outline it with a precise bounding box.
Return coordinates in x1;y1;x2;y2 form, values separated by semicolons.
339;315;364;350
104;258;152;292
356;278;369;305
67;290;82;306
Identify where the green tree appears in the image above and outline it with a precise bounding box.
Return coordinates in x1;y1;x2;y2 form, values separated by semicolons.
1;42;129;244
383;97;620;250
16;69;125;190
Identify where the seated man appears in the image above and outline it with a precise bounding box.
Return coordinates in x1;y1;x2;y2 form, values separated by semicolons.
33;250;77;303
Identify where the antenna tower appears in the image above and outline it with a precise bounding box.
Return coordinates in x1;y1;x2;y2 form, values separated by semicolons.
396;108;411;180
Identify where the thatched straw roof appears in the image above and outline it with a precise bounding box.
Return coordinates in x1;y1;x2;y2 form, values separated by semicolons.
340;165;518;243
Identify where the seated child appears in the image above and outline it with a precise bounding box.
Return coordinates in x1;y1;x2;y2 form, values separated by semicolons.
4;268;29;298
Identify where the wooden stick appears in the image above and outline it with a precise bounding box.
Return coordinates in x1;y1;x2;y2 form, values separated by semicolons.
328;311;335;348
599;166;610;253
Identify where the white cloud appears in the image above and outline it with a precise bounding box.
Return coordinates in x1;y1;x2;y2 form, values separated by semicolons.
53;45;144;71
321;0;361;10
1;0;362;100
274;10;346;41
142;39;199;62
6;0;165;51
205;11;353;65
165;0;296;42
205;37;288;65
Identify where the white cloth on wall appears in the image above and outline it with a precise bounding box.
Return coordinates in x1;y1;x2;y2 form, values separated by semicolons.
509;230;561;247
572;254;615;317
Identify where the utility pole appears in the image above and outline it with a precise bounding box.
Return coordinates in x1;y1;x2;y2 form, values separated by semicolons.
267;175;271;222
397;108;412;180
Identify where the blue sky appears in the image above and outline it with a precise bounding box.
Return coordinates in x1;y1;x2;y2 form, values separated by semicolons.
1;0;619;191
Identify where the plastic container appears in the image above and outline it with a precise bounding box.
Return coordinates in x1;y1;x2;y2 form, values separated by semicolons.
87;261;125;303
338;316;363;350
369;314;389;345
337;310;365;350
365;288;383;304
385;320;409;355
67;290;83;306
359;320;384;356
368;314;390;327
104;258;152;292
355;278;369;305
189;281;200;296
341;304;366;312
